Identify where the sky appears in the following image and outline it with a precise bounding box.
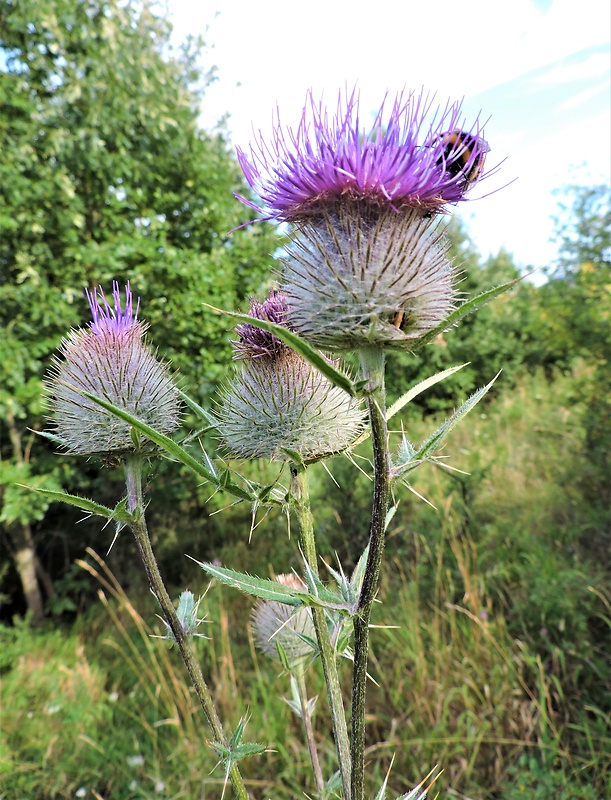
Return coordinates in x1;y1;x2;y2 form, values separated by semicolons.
168;0;610;271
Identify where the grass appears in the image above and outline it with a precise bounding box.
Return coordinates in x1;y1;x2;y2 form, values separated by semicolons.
1;367;609;798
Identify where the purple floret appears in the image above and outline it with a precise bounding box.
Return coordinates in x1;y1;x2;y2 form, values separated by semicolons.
236;88;489;222
87;281;140;336
233;290;292;359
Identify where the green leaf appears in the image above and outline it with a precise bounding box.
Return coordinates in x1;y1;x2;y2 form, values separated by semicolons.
80;391;253;503
19;486;126;521
213;716;267;764
386;364;468;421
204;305;357;397
412;278;524;350
393;372;500;479
302;562;352;609
350;544;370;599
193;561;306;606
194;559;352;612
176;388;217;428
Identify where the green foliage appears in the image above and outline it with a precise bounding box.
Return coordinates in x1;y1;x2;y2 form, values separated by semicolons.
499;754;601;800
0;0;278;615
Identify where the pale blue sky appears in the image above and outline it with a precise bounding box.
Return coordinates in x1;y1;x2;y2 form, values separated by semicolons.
169;0;610;270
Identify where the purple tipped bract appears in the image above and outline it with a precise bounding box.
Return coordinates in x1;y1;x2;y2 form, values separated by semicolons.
46;283;180;456
87;281;139;336
236;88;489;222
233;290;292;359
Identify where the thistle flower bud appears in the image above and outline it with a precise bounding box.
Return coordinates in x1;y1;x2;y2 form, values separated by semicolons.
251;574;316;667
46;282;180;457
216;292;365;462
236;88;494;351
282;201;454;350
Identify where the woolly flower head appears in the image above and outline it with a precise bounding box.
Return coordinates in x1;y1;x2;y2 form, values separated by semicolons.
237;88;493;350
251;574;316;668
46;282;180;457
216;291;365;462
237;88;490;222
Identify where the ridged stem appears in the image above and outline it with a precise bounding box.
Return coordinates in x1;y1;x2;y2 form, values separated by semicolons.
296;670;325;796
351;347;390;800
124;456;250;800
290;464;352;800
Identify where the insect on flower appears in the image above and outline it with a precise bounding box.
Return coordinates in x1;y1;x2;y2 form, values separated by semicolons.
433;129;489;189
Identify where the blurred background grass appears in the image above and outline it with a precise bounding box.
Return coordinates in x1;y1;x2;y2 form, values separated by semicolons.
2;369;609;799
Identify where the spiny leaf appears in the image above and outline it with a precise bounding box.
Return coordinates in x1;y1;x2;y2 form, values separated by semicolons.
176;388;217;427
415;372;500;462
194;560;352;612
412;277;523;350
193;561;306;606
80;391;256;504
19;487;125;521
386;364;468;421
392;373;500;482
204;304;357;397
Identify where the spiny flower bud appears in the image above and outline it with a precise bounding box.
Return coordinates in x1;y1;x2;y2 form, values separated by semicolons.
216;292;365;462
232;289;290;360
251;574;316;667
282;201;454;350
46;282;180;457
236;88;494;351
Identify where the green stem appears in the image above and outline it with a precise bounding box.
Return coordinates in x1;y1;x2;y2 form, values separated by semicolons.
290;464;352;800
296;670;325;796
124;457;250;800
351;347;390;800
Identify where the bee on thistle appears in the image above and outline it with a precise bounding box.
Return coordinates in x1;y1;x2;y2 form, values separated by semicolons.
236;89;497;349
433;129;489;190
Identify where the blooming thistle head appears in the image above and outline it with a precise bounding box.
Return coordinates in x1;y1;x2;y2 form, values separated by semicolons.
46;282;180;458
251;574;317;669
236;89;493;350
216;291;365;462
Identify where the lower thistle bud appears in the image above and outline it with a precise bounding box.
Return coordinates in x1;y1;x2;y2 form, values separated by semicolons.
216;291;365;462
46;282;180;458
251;574;316;668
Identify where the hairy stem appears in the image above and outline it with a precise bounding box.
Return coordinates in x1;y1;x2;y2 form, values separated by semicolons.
290;464;352;800
351;347;390;800
124;456;250;800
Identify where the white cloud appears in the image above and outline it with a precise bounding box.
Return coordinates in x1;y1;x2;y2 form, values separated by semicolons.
535;51;610;86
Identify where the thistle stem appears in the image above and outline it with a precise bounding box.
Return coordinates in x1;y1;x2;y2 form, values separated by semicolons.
290;464;352;800
351;347;390;800
124;456;250;800
296;671;325;796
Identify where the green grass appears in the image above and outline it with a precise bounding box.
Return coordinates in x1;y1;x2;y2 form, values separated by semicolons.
1;367;609;798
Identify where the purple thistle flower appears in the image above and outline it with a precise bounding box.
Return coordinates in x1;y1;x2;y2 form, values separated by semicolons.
46;283;180;457
233;290;292;360
236;88;490;223
234;89;496;350
87;281;140;336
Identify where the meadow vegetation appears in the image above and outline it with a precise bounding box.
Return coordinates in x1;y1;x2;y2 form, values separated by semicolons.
1;1;609;798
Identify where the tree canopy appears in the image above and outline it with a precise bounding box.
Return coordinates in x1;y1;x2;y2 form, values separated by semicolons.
0;0;278;620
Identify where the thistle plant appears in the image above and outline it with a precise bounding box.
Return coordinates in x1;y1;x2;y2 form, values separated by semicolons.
40;87;514;799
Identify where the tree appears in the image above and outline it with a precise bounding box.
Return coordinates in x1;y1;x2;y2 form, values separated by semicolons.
549;184;611;539
0;0;278;621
